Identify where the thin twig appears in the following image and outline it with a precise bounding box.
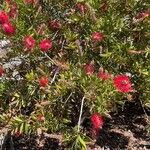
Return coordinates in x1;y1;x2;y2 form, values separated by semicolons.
43;52;55;64
139;99;148;117
60;40;65;51
35;6;42;19
64;92;73;104
77;96;85;132
50;68;59;84
75;39;83;57
51;31;59;40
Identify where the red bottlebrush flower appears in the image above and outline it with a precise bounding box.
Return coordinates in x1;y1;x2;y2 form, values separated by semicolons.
113;75;133;93
37;115;45;121
91;32;104;42
135;12;149;19
39;39;52;52
9;2;17;9
24;0;38;5
49;20;61;30
75;2;88;14
0;66;4;77
0;10;9;24
14;131;22;137
2;22;15;35
100;2;108;12
90;113;104;129
90;113;104;137
9;9;18;18
24;0;34;4
39;77;49;87
97;68;111;80
23;36;35;50
84;63;94;75
8;2;18;18
6;0;11;4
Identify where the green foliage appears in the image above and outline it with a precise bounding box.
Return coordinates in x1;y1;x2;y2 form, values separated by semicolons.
0;0;150;149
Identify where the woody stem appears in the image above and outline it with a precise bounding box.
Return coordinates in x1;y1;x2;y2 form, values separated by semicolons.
77;96;85;132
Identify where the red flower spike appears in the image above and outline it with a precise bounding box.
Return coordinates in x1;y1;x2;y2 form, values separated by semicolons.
84;63;94;76
0;66;5;77
39;77;49;87
91;128;100;137
37;115;45;121
135;12;149;19
97;68;111;80
6;0;11;4
9;9;18;18
14;131;22;137
91;32;104;42
90;113;104;130
24;0;34;4
0;10;9;24
2;22;15;35
100;2;108;12
23;36;35;50
8;2;18;18
24;0;38;5
113;75;133;93
75;2;88;14
39;39;52;52
49;20;61;30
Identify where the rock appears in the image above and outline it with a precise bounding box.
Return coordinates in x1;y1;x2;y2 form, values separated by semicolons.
0;40;10;58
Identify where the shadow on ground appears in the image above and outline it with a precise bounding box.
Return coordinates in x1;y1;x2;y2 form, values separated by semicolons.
3;101;150;150
96;101;150;150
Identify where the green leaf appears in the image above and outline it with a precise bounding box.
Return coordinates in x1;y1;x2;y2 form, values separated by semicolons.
24;122;29;134
14;117;23;123
78;135;87;150
20;122;24;133
100;52;112;57
25;70;35;81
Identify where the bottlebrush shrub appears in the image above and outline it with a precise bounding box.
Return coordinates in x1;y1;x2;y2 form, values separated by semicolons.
0;66;5;76
90;113;104;137
0;0;150;149
0;10;9;24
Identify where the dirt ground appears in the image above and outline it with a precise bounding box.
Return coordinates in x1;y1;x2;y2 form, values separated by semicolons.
2;101;149;150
